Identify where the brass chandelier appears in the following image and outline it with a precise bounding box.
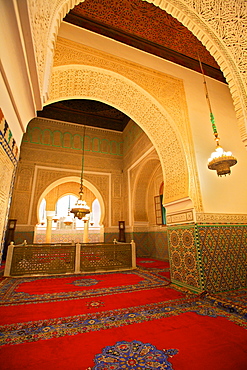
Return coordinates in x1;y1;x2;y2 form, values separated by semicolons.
199;59;237;176
70;126;90;219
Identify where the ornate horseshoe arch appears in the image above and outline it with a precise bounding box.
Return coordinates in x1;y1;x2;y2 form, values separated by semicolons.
47;64;189;206
28;0;246;146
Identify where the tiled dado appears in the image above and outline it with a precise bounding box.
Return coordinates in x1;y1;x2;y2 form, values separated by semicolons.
197;224;247;292
168;223;247;293
104;231;169;259
167;224;203;293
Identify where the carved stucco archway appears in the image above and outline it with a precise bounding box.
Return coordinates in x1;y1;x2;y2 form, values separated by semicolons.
27;0;247;146
47;64;189;207
37;176;106;225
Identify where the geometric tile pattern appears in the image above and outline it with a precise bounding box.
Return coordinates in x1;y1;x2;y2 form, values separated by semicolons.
167;225;203;292
197;224;247;292
105;231;169;260
14;232;35;245
131;232;150;258
148;231;169;260
104;232;119;244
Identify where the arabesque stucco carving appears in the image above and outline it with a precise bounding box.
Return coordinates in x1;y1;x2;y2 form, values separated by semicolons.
48;64;190;206
50;39;203;211
144;0;247;144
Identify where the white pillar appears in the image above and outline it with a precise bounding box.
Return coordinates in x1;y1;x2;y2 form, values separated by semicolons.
46;211;55;243
131;240;136;268
83;220;89;243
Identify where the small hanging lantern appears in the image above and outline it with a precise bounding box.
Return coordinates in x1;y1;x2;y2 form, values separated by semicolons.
199;57;237;176
64;195;73;225
70;126;91;218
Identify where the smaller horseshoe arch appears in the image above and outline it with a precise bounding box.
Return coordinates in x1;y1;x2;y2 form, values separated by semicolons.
132;157;162;225
37;176;106;226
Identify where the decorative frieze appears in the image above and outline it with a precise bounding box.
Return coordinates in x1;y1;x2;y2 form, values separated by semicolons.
23;119;123;157
166;209;195;225
196;213;247;224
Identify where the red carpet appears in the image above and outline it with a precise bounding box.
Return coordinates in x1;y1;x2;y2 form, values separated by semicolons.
0;259;246;369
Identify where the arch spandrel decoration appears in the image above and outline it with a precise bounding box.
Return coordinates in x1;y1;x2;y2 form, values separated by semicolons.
48;65;189;206
27;0;82;96
27;0;247;145
144;0;247;144
51;39;203;212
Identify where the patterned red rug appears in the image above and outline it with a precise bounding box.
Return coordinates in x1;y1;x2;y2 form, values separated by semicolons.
0;259;246;369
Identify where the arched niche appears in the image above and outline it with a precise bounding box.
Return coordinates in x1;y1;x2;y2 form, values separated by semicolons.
132;158;161;225
47;64;189;207
36;176;105;226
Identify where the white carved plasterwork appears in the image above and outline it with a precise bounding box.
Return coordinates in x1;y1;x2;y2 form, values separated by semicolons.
144;0;247;145
49;65;190;206
196;212;247;224
51;39;203;211
27;0;81;97
166;209;195;225
84;173;109;226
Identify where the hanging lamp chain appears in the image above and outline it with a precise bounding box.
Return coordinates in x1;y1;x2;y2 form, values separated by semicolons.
80;125;86;195
198;57;218;141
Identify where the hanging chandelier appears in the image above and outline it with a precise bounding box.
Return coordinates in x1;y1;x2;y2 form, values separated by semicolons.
64;195;73;225
64;209;73;226
199;58;237;176
207;131;237;176
70;126;90;219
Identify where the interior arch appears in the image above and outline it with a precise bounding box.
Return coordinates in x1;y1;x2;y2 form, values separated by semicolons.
47;64;189;206
36;176;106;226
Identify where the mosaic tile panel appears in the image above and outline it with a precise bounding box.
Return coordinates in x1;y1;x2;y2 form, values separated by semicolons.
197;224;247;292
168;225;203;292
104;232;119;244
148;231;169;260
133;232;151;258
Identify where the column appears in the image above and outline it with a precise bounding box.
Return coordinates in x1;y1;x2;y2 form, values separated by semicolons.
46;211;55;243
83;219;89;243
